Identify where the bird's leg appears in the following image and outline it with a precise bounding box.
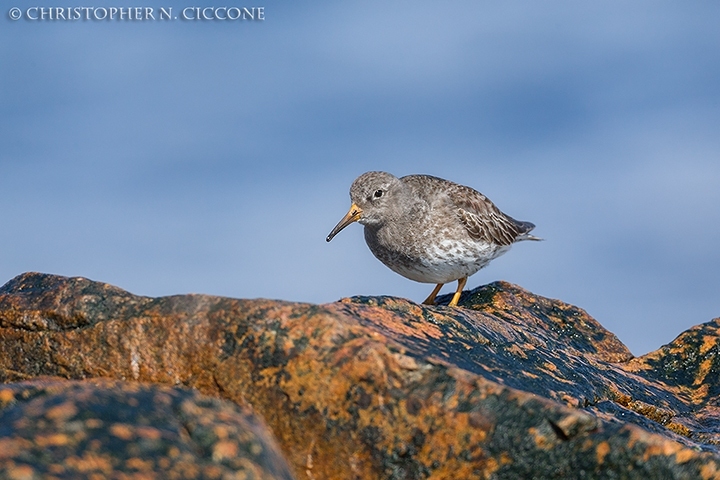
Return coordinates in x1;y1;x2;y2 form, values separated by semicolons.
422;283;444;305
448;277;468;307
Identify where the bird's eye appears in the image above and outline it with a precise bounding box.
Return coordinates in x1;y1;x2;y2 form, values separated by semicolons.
373;189;383;198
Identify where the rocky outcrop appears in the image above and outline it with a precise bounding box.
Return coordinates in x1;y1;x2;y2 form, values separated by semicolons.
1;272;719;479
0;378;294;479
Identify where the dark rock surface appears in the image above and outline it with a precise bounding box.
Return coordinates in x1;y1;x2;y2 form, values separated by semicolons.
1;272;719;479
0;377;294;479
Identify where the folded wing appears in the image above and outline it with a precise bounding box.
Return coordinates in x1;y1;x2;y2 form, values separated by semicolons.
450;184;538;245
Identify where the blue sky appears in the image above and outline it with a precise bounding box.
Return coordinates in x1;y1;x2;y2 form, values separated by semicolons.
1;1;719;355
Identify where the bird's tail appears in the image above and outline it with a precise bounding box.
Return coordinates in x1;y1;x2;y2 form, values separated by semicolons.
518;233;543;241
513;219;543;241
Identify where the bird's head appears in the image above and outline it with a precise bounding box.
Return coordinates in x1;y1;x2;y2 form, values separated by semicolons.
326;171;402;242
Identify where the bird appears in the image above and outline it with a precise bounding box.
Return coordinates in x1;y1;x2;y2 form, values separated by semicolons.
326;171;541;307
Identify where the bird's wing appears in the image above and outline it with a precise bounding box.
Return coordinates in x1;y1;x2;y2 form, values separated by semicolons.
449;184;533;246
401;175;537;245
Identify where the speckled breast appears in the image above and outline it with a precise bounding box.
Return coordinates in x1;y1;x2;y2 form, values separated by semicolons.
364;224;511;284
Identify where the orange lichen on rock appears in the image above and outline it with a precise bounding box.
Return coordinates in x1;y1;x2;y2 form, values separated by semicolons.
596;441;611;465
1;273;720;479
0;378;294;479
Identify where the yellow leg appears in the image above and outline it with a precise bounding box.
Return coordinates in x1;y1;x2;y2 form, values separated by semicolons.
422;283;444;305
448;277;467;307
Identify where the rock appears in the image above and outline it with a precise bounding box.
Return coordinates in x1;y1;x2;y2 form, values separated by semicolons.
0;377;294;479
1;272;719;479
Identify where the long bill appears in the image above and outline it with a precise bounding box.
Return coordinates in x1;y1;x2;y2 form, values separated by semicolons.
326;203;363;242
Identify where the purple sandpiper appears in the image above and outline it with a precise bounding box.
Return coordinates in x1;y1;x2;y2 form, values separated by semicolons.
326;171;541;307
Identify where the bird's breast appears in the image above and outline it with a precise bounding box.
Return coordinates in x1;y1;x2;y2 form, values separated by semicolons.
363;222;510;284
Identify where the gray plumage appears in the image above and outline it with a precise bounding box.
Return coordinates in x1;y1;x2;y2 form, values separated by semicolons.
327;171;541;307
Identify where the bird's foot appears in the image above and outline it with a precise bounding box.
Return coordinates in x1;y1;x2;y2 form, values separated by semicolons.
447;277;468;307
422;283;444;305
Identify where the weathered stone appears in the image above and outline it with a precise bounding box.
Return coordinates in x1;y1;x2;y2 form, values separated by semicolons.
1;272;719;479
0;377;294;479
